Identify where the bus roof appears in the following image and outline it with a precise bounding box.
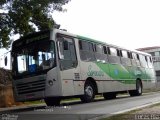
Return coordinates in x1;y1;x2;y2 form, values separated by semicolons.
13;28;151;57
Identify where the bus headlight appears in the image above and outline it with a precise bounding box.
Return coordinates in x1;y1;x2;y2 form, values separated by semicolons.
48;80;54;86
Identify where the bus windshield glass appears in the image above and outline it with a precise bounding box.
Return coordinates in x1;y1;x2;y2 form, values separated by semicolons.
12;40;56;76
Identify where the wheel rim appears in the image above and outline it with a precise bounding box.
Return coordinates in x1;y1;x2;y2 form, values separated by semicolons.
137;82;142;94
85;85;93;98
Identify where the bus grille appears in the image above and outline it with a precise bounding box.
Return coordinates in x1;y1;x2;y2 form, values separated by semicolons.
16;79;45;95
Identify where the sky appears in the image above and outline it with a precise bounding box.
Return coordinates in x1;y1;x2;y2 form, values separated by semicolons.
53;0;160;50
1;0;160;68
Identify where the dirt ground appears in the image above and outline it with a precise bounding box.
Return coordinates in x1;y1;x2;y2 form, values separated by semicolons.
132;104;160;120
103;103;160;120
0;68;22;107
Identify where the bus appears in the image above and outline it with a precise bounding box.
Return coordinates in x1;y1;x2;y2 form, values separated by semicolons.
11;28;156;106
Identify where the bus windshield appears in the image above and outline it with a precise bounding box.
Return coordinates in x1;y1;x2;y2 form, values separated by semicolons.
12;40;56;77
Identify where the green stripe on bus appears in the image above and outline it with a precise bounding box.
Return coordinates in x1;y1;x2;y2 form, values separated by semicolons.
95;62;154;84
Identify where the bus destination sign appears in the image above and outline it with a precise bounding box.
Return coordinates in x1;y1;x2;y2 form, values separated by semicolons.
13;32;50;48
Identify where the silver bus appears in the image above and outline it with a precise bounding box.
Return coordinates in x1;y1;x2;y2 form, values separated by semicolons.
11;28;156;106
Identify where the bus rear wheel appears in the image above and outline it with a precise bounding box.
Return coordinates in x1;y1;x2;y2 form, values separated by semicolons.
129;80;142;96
80;81;95;103
44;97;61;106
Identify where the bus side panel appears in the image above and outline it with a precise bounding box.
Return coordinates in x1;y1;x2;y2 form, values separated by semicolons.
73;80;84;95
80;61;112;93
95;62;115;92
144;68;156;89
96;62;132;92
110;64;129;91
60;69;77;96
45;67;63;97
123;66;136;90
140;67;148;89
73;38;84;95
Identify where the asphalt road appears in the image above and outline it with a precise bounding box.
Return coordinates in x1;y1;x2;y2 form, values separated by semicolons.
1;92;160;120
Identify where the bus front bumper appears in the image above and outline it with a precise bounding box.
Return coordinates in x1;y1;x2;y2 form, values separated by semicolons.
15;91;45;102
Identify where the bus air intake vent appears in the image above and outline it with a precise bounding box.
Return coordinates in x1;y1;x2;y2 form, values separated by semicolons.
16;79;45;95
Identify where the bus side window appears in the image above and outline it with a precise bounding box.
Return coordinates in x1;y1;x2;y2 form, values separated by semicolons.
122;50;128;58
95;44;108;63
58;40;64;59
57;36;77;70
63;40;69;50
147;56;153;68
95;44;102;53
128;52;133;59
106;47;110;55
150;57;153;63
79;40;83;50
119;50;122;57
137;54;140;60
108;47;121;64
145;56;149;68
117;49;121;57
110;47;117;56
121;50;132;66
136;54;141;66
103;46;108;54
145;56;147;62
131;53;140;66
79;40;95;61
139;55;148;68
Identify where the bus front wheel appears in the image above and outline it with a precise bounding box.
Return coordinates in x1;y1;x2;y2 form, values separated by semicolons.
44;97;61;106
80;81;95;103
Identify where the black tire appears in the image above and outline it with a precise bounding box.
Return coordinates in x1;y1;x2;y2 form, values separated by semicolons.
80;81;95;103
44;97;61;106
129;80;142;96
103;92;116;100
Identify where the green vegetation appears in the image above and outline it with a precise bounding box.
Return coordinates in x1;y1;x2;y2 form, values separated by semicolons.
101;101;160;120
147;102;160;108
0;0;70;48
101;114;130;120
100;108;143;120
24;100;45;105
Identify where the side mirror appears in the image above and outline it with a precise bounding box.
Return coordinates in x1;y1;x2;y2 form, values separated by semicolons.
4;56;8;66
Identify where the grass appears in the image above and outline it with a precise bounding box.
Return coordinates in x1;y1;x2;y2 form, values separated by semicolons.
100;109;144;120
100;113;131;120
100;108;145;120
100;100;160;120
62;98;80;102
146;102;160;108
24;100;45;105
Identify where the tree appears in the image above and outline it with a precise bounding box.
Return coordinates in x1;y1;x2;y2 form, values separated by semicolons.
0;0;70;48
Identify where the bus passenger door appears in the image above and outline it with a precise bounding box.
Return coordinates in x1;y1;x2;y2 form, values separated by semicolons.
57;35;80;96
